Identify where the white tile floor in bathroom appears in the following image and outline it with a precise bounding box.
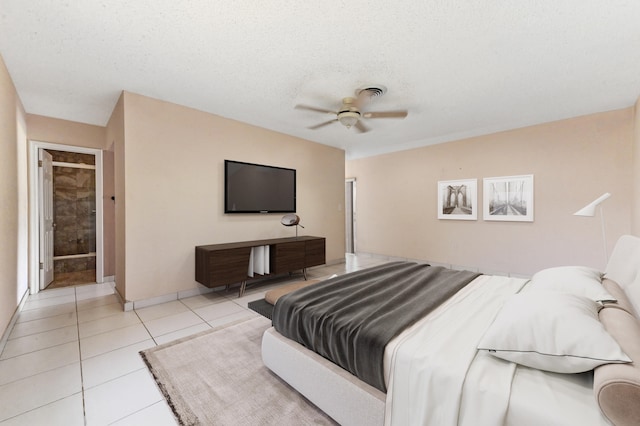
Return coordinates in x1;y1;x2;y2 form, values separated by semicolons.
0;254;389;425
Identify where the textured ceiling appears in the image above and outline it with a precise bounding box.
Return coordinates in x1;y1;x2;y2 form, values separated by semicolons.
1;1;640;159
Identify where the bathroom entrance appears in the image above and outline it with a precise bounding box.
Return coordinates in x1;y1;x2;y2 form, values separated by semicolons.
30;140;105;294
43;149;97;289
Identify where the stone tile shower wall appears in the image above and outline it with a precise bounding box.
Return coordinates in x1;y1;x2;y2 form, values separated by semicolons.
48;150;97;274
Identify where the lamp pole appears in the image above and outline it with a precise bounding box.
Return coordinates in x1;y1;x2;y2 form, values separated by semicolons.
600;205;608;266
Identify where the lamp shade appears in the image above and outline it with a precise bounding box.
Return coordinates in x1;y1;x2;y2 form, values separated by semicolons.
338;111;360;128
573;193;611;217
281;214;300;226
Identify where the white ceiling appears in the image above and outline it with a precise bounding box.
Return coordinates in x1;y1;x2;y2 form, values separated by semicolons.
1;1;640;159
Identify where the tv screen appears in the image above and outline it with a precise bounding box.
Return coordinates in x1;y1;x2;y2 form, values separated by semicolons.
224;160;296;213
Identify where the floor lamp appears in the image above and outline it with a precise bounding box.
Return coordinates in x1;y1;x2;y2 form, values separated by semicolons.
573;192;611;266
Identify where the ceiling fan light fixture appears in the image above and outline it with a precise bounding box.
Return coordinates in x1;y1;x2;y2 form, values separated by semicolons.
338;111;360;128
297;87;407;133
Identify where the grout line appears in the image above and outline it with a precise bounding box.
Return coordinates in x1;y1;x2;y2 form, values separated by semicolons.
106;400;162;425
134;309;159;347
11;303;78;325
0;393;84;424
0;346;80;388
180;299;211;326
5;312;79;342
0;326;79;362
0;340;79;367
74;287;88;425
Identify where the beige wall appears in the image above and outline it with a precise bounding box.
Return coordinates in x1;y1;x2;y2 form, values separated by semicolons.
0;55;27;336
633;96;640;235
26;114;107;150
118;92;345;302
102;148;116;277
106;94;126;297
347;108;634;275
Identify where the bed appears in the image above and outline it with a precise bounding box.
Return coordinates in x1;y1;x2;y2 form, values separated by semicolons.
261;235;640;426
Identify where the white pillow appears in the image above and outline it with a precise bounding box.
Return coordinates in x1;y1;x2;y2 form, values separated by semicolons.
624;272;640;317
477;291;630;373
529;266;614;302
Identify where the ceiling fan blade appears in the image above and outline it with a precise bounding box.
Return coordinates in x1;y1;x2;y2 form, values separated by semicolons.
308;119;337;130
295;104;336;114
354;120;369;133
363;110;408;119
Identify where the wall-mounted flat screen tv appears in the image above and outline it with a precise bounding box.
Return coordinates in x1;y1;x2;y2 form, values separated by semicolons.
224;160;296;213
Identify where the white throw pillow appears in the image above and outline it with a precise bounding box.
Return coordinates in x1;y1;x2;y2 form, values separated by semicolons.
529;266;614;302
624;272;640;317
477;291;630;373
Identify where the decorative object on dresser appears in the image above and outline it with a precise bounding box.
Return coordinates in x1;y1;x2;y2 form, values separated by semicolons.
195;236;325;297
281;213;305;237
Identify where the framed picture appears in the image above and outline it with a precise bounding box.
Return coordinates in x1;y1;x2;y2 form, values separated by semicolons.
437;179;478;220
483;175;534;222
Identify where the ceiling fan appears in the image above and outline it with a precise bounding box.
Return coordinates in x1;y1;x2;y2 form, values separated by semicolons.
295;86;408;133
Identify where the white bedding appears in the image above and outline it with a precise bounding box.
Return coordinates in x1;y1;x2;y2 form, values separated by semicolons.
505;366;607;426
381;275;508;387
386;275;524;425
385;274;611;426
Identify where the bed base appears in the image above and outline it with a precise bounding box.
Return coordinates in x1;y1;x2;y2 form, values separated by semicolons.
261;327;385;426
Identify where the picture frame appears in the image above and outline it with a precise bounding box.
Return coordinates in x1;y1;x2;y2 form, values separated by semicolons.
483;174;534;222
437;179;478;220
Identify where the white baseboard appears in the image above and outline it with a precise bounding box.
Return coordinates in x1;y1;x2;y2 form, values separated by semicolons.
177;286;217;300
116;283;219;312
0;289;30;356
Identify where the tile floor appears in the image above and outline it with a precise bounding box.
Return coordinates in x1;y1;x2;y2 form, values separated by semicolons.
0;254;388;425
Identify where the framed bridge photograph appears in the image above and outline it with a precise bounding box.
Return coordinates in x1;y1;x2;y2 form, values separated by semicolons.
437;179;478;220
483;174;534;222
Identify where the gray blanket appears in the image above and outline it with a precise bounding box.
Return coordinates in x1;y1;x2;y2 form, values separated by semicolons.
272;261;480;392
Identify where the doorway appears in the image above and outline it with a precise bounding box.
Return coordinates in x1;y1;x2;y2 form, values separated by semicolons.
29;141;104;294
345;178;356;254
47;149;98;289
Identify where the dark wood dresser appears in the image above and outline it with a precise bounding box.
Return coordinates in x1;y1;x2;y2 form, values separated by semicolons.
195;236;326;296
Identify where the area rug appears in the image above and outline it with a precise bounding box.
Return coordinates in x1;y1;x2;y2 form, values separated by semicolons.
140;315;337;425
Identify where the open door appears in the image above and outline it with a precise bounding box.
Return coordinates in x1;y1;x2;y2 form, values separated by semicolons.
39;149;54;289
345;178;356;254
